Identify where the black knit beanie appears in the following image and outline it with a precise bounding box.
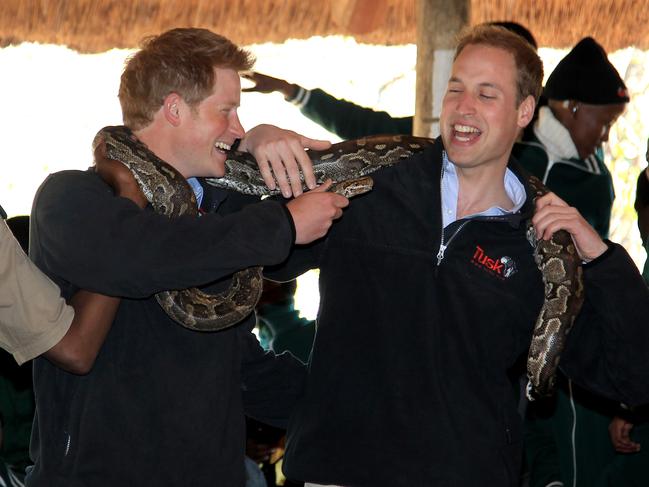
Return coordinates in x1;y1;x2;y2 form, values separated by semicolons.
544;37;629;104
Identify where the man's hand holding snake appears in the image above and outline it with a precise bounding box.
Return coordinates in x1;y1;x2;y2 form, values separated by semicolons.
238;124;331;198
286;180;349;244
532;192;609;263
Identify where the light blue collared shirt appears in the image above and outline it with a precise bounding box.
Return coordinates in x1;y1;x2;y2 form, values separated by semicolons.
441;152;526;228
187;177;204;209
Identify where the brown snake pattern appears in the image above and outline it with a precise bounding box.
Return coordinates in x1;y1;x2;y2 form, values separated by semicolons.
524;175;585;399
93;126;583;398
92;126;376;332
93;126;266;331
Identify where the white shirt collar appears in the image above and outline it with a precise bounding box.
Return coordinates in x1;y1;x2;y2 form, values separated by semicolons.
441;152;526;228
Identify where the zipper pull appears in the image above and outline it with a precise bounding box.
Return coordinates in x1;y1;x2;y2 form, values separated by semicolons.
436;244;447;266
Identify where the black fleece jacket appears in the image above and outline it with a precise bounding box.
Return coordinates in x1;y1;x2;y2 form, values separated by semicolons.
27;170;304;487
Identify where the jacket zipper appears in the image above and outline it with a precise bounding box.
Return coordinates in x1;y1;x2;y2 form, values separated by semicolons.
436;160;447;266
436;220;470;266
436;160;471;266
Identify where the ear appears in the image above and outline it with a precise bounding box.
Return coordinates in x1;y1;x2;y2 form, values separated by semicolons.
517;95;536;128
163;93;182;126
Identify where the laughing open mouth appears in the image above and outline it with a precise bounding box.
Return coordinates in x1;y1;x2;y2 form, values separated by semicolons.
453;124;481;142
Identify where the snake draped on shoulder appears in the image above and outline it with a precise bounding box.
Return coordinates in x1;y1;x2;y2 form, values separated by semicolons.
93;126;583;398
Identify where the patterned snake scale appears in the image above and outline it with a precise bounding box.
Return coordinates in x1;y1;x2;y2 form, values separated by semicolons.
94;126;583;398
524;175;585;400
92;126;375;332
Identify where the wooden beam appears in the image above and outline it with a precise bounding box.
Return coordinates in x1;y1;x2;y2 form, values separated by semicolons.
414;0;469;137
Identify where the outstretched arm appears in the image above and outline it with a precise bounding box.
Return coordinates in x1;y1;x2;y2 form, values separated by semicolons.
1;219;119;374
241;72;414;139
241;71;298;99
43;290;119;374
39;145;152;374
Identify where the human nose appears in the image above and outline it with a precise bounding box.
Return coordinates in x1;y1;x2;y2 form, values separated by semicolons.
229;111;245;139
454;92;476;115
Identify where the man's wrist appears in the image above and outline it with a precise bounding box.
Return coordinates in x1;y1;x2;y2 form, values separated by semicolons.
282;83;299;101
582;240;614;266
581;240;610;264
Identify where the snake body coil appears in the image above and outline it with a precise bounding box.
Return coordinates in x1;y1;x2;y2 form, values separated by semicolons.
206;135;433;195
93;125;264;331
524;175;585;399
94;126;583;397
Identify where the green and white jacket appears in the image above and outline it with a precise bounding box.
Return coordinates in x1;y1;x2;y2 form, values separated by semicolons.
513;106;614;239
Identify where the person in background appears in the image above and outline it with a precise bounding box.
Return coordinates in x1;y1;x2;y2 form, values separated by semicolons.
513;37;634;487
602;406;649;487
593;144;649;487
243;22;537;140
635;152;649;282
256;280;315;364
246;280;315;487
513;37;628;238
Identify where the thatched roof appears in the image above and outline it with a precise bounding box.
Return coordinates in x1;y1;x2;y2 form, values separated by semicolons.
2;0;649;52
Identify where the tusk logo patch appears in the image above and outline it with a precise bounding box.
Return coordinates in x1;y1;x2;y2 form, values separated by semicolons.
471;245;518;279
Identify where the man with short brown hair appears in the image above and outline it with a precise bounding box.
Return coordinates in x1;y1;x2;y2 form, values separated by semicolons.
27;28;347;486
271;25;649;487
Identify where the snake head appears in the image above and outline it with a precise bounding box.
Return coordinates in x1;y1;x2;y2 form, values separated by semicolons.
330;177;374;198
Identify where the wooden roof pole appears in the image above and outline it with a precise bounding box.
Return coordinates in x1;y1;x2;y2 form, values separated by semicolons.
414;0;469;137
